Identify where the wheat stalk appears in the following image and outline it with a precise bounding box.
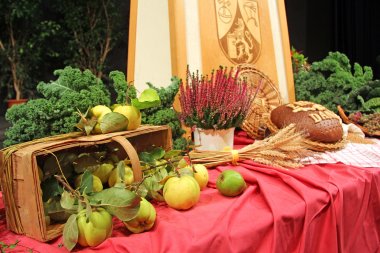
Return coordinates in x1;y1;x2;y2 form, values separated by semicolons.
189;124;313;169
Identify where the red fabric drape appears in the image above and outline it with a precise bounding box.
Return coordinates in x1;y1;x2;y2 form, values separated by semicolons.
1;161;379;253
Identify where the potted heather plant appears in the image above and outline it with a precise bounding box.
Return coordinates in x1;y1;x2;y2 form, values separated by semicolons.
179;66;255;151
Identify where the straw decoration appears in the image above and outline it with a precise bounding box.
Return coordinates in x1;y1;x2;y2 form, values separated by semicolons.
189;124;313;169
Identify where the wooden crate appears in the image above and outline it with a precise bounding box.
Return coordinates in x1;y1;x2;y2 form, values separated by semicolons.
0;125;172;242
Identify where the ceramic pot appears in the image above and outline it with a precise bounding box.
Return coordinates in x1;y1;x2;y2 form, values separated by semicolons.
7;99;28;108
193;127;235;151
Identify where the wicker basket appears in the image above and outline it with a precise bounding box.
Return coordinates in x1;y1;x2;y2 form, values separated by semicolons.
337;105;380;137
237;64;282;139
0;125;172;242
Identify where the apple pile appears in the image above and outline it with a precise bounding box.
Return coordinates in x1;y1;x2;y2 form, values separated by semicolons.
39;146;159;251
77;88;160;135
42;143;247;251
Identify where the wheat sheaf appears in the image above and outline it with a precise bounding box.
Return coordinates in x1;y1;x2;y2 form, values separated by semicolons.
189;124;313;169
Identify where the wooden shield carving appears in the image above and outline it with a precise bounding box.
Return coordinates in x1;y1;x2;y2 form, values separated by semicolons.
214;0;261;64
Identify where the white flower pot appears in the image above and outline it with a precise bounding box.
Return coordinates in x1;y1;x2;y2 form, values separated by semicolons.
193;127;235;151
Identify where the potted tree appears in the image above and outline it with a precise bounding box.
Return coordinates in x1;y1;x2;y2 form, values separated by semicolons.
0;0;54;107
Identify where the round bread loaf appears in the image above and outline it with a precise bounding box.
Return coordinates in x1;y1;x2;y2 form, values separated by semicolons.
270;101;343;143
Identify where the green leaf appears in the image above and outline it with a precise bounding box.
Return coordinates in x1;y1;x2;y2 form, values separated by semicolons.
63;214;78;251
135;184;148;198
139;147;165;164
144;177;163;192
139;152;155;164
79;170;93;194
131;88;161;109
164;150;182;159
140;88;160;102
73;153;100;174
100;112;128;133
76;117;97;136
41;178;63;202
85;203;92;223
90;187;140;221
116;161;126;182
60;191;76;210
150;147;165;160
149;190;165;202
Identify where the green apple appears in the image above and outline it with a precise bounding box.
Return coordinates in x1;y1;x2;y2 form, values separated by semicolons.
124;198;156;233
77;208;113;247
93;163;114;184
108;165;134;187
216;170;247;197
113;105;141;130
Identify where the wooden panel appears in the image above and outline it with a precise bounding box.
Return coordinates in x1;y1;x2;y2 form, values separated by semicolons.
277;0;295;102
168;0;187;80
167;0;295;103
198;0;279;85
127;0;138;83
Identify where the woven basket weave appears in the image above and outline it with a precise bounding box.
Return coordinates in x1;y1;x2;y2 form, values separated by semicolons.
0;125;172;242
237;64;282;139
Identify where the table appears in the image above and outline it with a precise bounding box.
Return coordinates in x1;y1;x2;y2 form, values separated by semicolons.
1;159;379;253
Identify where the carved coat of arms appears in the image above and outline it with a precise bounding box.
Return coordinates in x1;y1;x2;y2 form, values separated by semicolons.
215;0;261;64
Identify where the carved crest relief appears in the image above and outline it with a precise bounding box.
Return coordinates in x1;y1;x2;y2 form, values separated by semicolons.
215;0;261;64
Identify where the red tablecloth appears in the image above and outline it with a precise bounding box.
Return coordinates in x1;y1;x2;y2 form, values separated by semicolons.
1;160;380;253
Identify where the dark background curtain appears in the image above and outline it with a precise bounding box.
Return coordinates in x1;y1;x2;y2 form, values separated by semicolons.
285;0;380;78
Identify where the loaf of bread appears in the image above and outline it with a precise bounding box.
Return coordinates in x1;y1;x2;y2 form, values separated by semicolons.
269;101;343;143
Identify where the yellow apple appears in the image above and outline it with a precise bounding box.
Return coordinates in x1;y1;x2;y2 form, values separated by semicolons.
75;174;103;192
77;208;113;247
163;175;200;210
111;103;122;110
93;163;114;184
191;164;209;190
124;197;156;233
91;105;112;121
113;105;141;130
108;165;134;187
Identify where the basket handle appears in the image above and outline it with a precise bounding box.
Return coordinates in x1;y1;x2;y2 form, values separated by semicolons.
111;136;142;182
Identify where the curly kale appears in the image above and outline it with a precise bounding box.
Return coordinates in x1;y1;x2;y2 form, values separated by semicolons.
345;80;380;112
142;109;184;139
109;70;137;104
144;77;181;112
141;77;188;150
295;52;373;112
4;67;111;147
364;98;380;112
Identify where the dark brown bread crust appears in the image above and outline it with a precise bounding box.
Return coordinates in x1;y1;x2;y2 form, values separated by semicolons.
270;101;343;143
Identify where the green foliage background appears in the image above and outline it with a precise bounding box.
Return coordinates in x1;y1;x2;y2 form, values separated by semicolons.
294;51;380;113
0;0;127;101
